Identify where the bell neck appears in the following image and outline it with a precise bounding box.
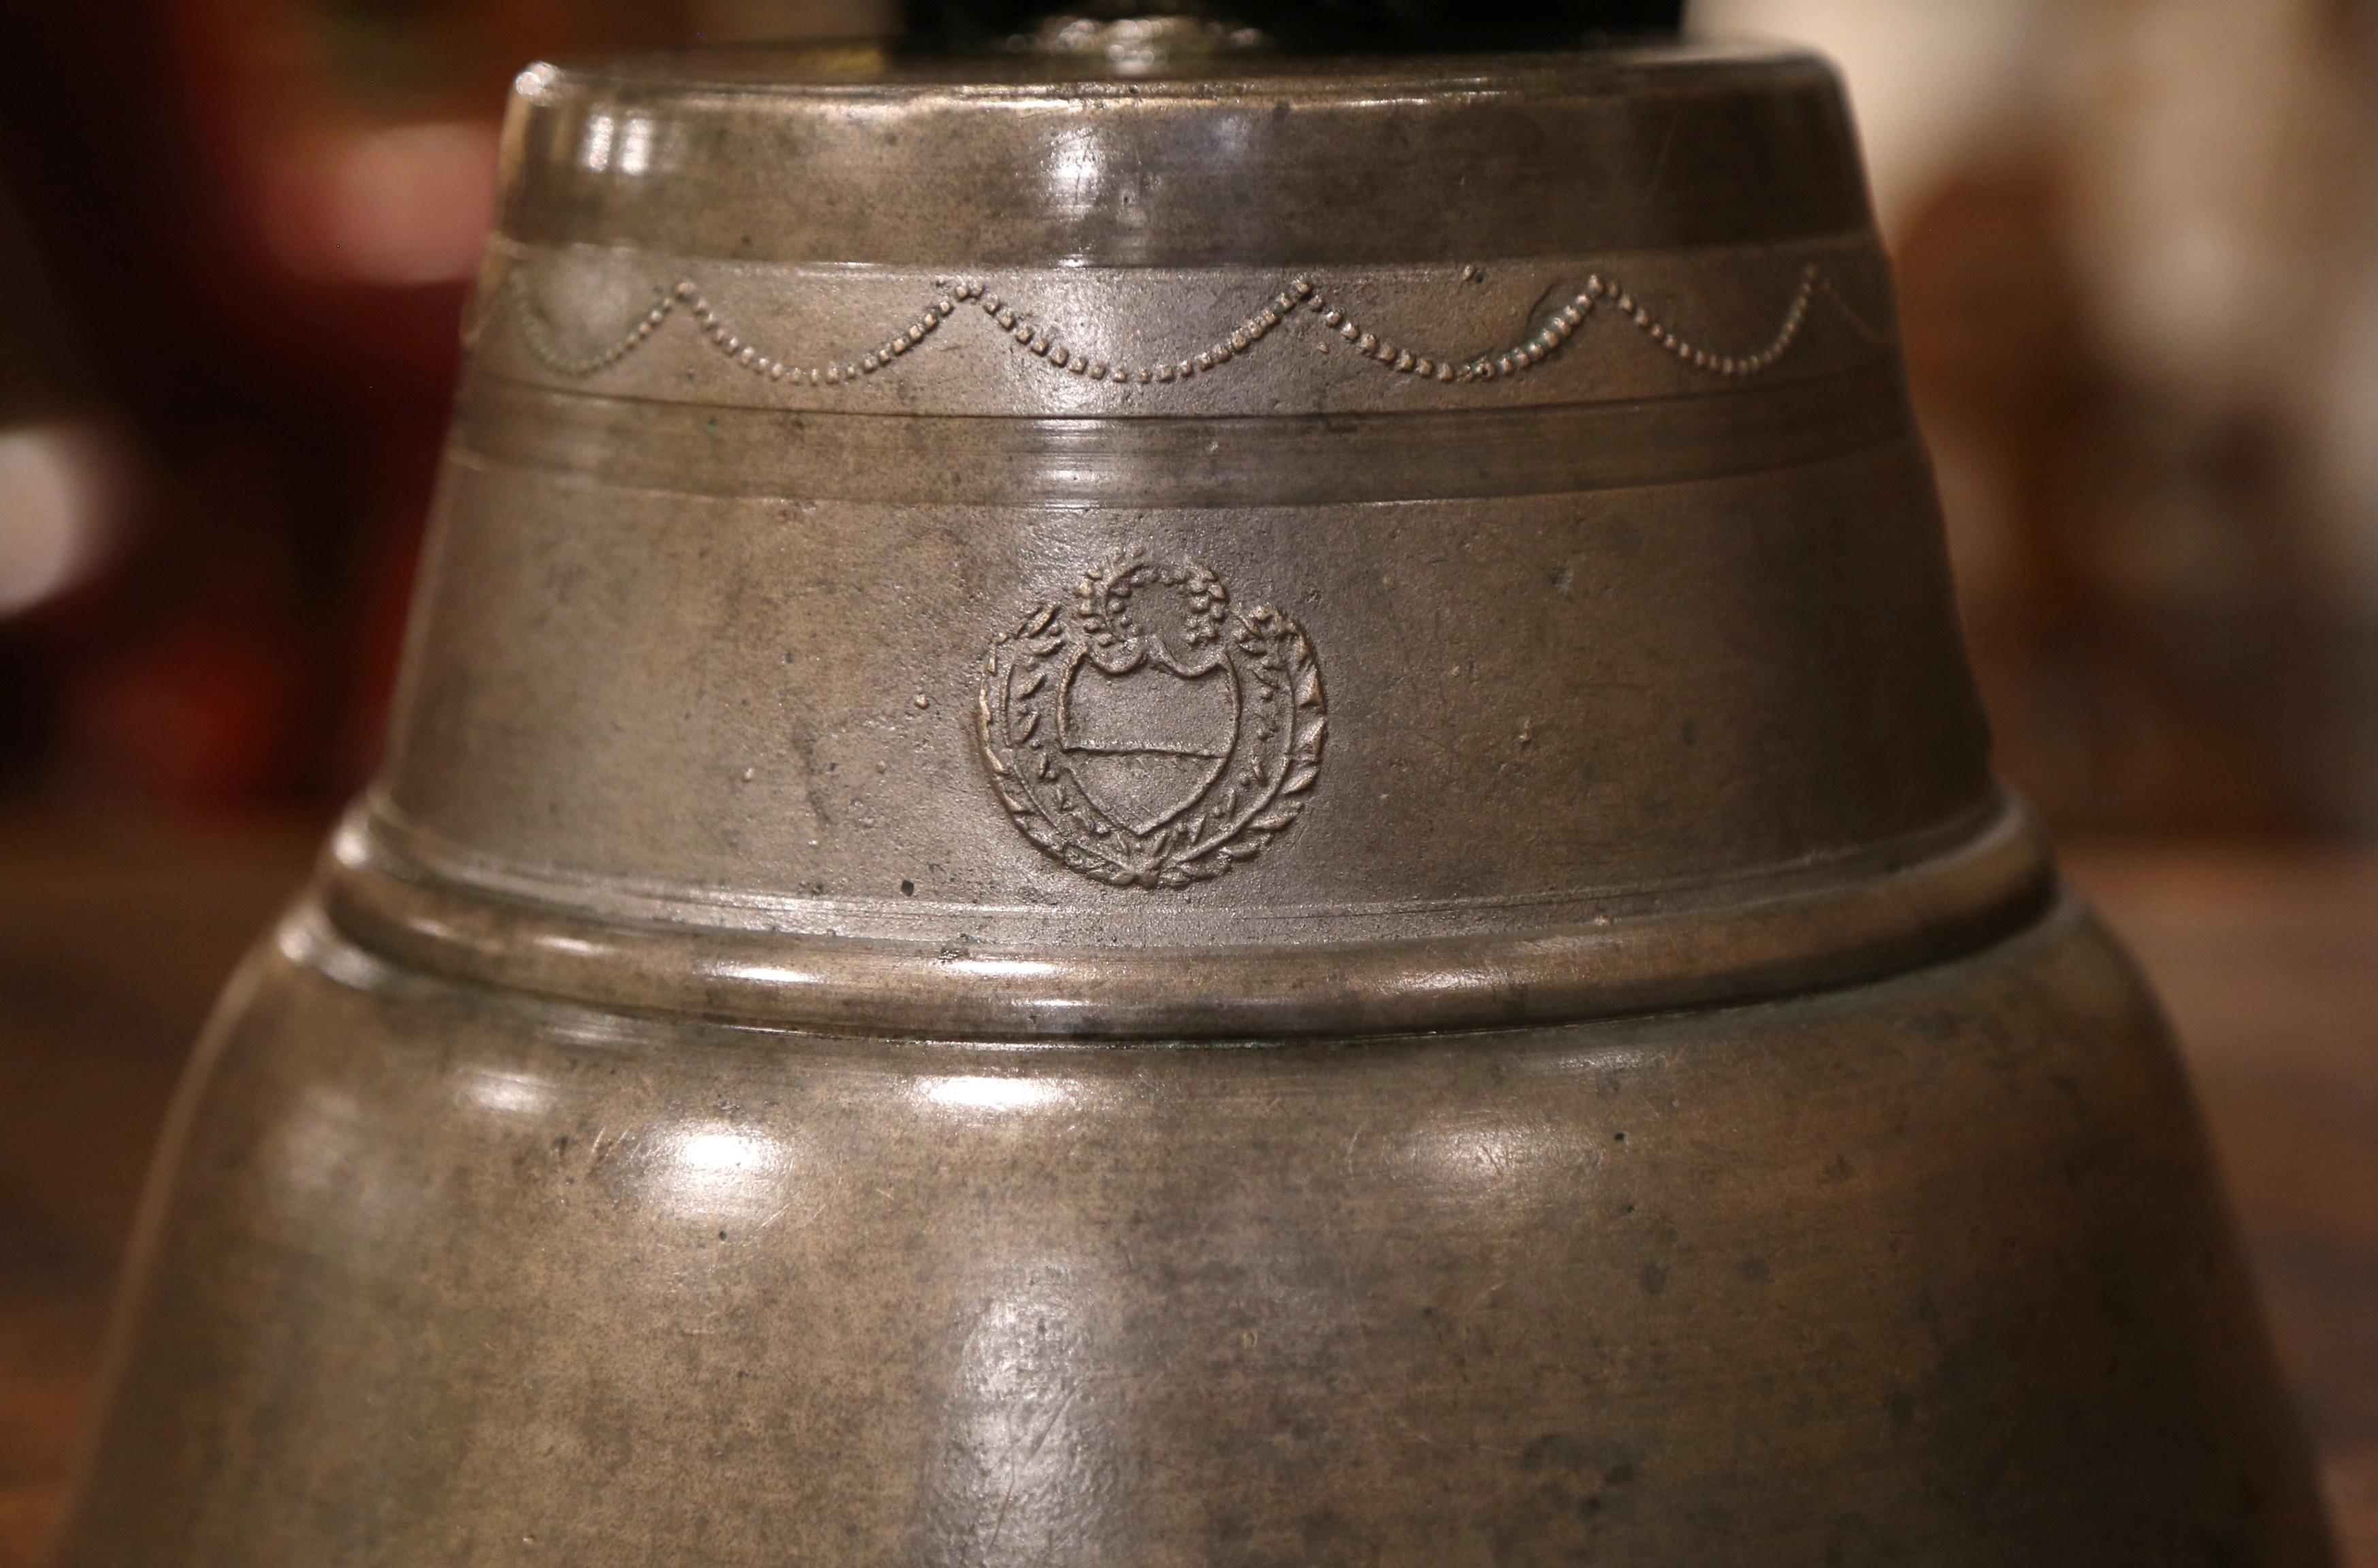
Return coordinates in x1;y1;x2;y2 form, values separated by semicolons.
332;43;2040;1041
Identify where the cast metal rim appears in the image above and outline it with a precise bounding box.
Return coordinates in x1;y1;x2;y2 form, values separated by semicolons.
312;792;2056;1040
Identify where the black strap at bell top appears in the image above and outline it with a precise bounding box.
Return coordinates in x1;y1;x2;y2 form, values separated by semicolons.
901;1;1691;53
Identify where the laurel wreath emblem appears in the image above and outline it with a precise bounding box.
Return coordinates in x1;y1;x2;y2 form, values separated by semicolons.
977;553;1327;889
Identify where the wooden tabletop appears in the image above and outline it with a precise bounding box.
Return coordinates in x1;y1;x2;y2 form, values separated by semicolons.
0;815;2371;1564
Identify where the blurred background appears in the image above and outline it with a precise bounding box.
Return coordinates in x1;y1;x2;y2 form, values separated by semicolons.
0;0;2373;1561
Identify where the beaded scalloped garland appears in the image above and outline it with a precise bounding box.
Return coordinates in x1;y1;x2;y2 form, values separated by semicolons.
498;264;1892;389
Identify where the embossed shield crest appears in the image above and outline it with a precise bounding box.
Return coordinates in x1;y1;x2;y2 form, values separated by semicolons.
1060;654;1239;836
978;553;1326;889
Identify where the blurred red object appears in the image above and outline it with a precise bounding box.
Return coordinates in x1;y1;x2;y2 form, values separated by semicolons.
0;0;894;806
0;0;741;805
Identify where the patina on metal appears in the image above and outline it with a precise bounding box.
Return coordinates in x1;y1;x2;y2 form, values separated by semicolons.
62;33;2336;1567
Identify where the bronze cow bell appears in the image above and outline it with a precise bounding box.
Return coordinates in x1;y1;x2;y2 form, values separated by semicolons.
62;29;2336;1566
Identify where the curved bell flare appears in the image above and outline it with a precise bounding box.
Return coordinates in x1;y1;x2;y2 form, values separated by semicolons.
63;37;2336;1567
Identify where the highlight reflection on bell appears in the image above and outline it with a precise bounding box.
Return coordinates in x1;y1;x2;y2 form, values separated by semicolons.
63;28;2337;1567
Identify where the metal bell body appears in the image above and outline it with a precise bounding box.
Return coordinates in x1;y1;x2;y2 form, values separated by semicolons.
63;42;2334;1565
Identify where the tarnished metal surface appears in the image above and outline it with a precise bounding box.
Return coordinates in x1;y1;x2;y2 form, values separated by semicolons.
62;38;2334;1565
